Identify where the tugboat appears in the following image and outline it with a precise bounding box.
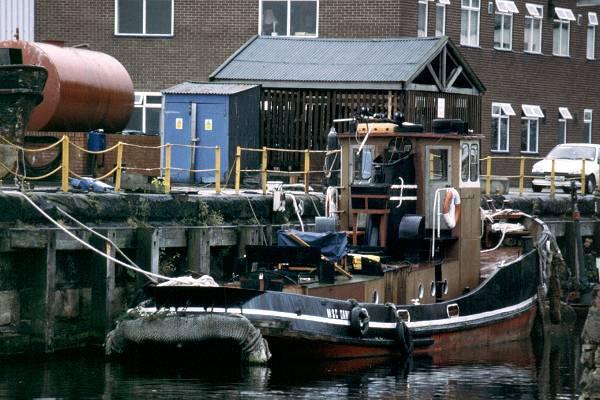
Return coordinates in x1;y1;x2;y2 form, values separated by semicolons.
106;113;554;363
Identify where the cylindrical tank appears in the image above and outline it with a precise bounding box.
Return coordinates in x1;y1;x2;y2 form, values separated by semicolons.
0;40;134;133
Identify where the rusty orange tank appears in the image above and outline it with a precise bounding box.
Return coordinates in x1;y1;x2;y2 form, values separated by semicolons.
0;40;134;133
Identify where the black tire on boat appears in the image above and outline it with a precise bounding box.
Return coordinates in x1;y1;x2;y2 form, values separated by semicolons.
395;321;413;355
349;306;370;337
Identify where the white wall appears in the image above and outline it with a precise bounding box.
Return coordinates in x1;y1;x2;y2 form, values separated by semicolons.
0;0;34;41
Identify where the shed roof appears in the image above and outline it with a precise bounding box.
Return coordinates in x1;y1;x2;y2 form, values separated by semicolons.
162;82;259;95
210;36;485;94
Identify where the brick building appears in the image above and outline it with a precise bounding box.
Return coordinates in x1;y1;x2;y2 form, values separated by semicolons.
6;0;600;176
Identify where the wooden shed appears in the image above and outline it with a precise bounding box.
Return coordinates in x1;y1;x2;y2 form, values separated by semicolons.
211;35;485;168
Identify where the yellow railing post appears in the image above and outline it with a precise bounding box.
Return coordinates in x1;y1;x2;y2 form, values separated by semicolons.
550;159;555;198
165;143;171;193
261;147;268;195
115;142;123;192
61;136;69;192
519;156;525;196
485;157;491;196
215;146;221;194
235;146;241;194
581;159;586;194
304;149;310;193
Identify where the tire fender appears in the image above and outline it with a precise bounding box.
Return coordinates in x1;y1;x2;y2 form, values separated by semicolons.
349;306;370;337
394;320;413;355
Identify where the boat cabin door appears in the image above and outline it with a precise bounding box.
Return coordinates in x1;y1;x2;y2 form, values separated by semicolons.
425;146;452;230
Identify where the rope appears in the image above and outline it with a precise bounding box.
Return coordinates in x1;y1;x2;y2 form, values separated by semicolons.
17;191;172;283
0;135;64;152
69;141;120;155
120;142;164;150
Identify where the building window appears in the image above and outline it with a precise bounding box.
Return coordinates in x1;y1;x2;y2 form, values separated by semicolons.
491;102;515;152
553;7;575;57
585;109;593;143
524;4;543;54
260;0;318;37
124;92;162;135
558;107;573;144
435;1;448;37
115;0;173;36
521;104;543;153
461;0;480;47
588;13;598;60
494;1;518;51
418;0;428;37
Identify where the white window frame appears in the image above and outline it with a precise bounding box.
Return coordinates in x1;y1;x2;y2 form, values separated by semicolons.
114;0;174;37
494;11;513;50
553;8;574;57
521;117;539;154
435;2;447;37
584;109;593;143
418;0;428;37
558;119;567;144
588;18;596;60
559;107;573;120
259;0;319;38
461;0;480;47
522;104;544;118
524;4;543;54
495;0;518;14
128;91;162;134
491;102;513;152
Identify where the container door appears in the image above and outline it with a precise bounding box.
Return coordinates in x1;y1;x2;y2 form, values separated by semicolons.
425;145;452;229
163;101;192;183
194;103;227;183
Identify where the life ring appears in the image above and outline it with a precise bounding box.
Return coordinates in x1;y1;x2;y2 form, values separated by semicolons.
442;187;461;229
349;306;370;337
394;320;413;354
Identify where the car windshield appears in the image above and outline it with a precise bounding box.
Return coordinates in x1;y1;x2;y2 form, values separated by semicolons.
546;146;597;161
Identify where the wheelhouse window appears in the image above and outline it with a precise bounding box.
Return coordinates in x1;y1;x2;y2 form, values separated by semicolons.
461;142;479;184
429;149;449;181
553;7;575;57
115;0;173;36
520;104;543;154
588;12;598;60
124;92;162;135
491;102;514;152
418;0;428;37
524;3;542;54
260;0;318;37
436;0;449;37
461;0;480;47
584;109;593;143
494;1;518;51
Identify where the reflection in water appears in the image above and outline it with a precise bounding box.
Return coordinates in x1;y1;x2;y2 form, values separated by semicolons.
0;329;583;400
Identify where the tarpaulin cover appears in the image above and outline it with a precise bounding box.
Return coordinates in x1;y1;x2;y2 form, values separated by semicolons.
277;229;347;261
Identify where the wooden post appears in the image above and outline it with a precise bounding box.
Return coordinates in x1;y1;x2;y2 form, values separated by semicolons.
235;146;241;194
90;230;116;336
215;146;221;194
519;156;525;196
550;159;555;198
61;136;69;193
485;157;491;196
115;142;123;192
44;231;56;353
262;147;268;195
581;159;586;194
165;143;171;194
135;228;160;288
237;225;261;259
187;227;211;275
304;149;310;193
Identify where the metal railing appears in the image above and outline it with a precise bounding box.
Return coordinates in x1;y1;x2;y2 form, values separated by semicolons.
0;135;340;195
481;155;588;197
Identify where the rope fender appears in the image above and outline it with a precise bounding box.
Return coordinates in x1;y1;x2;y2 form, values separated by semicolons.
105;312;271;364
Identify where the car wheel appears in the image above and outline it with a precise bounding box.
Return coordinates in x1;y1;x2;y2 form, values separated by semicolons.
532;184;543;193
586;175;596;195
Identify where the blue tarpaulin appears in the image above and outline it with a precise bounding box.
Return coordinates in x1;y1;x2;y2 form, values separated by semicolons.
277;230;347;261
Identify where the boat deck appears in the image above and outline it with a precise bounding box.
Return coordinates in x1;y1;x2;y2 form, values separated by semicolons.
480;246;523;280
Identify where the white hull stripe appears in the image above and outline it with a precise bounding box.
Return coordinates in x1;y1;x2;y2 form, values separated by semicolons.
137;307;398;329
406;296;536;329
136;296;535;331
